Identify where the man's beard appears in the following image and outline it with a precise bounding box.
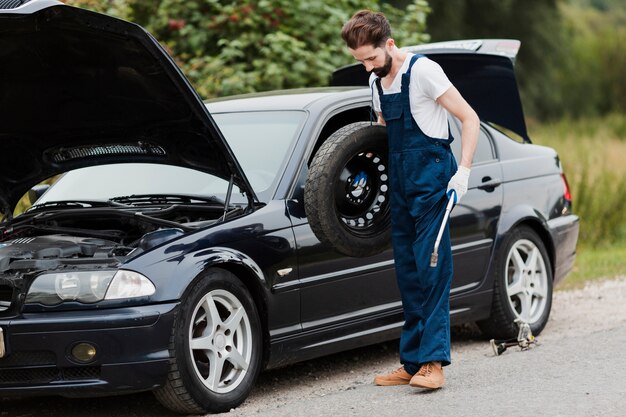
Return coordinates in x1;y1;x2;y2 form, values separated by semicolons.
373;52;392;78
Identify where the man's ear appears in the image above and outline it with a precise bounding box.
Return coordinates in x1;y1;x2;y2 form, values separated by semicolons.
385;38;395;51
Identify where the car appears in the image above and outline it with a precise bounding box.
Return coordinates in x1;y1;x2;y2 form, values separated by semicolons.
0;0;579;414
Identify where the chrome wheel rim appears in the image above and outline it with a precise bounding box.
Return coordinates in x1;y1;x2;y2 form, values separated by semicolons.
188;289;252;393
505;238;549;324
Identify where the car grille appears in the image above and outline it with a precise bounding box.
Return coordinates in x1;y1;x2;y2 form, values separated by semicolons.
0;366;101;385
0;351;55;367
63;367;101;380
0;350;101;385
48;143;166;163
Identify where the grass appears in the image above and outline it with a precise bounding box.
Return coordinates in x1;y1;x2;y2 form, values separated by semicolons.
528;114;626;289
557;244;626;290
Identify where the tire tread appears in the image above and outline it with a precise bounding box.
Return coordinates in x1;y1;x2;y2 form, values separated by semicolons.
304;122;390;257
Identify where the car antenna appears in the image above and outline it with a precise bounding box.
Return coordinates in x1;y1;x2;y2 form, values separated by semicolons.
221;174;234;222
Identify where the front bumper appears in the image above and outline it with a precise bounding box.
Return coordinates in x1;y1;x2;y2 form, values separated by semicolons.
0;302;178;397
548;214;580;286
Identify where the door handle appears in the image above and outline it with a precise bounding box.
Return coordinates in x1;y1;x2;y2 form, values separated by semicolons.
477;177;502;191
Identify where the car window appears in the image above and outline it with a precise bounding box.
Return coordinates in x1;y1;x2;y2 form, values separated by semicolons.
449;120;496;164
212;111;306;196
473;128;496;163
34;111;305;207
35;164;232;204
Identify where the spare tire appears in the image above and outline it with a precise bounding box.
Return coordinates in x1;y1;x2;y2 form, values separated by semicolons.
304;122;391;257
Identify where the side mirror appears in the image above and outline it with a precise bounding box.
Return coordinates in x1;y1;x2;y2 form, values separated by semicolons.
28;184;50;205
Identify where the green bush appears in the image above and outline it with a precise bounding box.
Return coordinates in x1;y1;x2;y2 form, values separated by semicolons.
552;4;626;119
65;0;431;98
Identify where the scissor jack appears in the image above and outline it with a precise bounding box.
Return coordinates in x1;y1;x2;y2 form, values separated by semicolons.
490;318;537;356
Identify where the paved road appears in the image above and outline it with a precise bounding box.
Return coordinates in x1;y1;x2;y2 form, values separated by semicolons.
2;278;625;417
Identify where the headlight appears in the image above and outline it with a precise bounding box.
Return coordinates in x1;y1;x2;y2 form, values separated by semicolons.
26;270;155;306
104;270;156;300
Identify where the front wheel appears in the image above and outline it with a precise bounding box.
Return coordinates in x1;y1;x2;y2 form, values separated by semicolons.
154;269;262;414
478;226;553;340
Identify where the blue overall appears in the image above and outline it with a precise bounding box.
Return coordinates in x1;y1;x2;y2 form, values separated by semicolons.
376;54;456;374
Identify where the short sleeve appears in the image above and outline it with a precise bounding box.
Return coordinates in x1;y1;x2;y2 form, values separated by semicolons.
413;58;452;100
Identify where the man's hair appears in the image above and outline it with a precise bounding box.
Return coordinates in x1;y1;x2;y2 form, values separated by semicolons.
341;10;391;50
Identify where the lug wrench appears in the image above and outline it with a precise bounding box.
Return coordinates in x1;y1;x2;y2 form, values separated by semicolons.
430;191;456;268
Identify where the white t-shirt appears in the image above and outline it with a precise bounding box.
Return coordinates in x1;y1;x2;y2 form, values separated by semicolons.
370;54;452;139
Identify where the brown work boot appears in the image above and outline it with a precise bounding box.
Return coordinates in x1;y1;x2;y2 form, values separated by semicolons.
373;367;413;386
409;362;445;389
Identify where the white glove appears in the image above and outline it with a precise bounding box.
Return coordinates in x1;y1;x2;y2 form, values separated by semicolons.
447;166;471;204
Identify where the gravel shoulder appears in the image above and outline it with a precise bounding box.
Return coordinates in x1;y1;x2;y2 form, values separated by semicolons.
2;277;625;417
229;276;626;417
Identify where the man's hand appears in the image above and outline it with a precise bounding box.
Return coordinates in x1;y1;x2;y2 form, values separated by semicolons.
447;166;471;204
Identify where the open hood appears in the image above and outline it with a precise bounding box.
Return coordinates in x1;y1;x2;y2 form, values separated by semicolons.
0;0;257;215
331;39;530;142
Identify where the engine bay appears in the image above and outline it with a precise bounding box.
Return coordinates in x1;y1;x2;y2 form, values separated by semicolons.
0;202;244;269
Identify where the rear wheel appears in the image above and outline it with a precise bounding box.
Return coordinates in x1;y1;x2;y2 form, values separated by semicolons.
154;269;262;414
478;226;553;340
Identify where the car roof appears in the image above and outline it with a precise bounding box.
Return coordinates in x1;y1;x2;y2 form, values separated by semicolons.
205;87;367;113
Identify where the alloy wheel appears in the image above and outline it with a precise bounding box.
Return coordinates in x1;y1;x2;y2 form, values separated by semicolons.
188;289;253;394
504;238;549;324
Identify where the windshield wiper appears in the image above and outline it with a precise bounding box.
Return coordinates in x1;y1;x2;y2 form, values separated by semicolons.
108;194;225;206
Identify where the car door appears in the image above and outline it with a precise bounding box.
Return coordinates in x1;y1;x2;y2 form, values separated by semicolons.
286;165;400;333
448;119;504;294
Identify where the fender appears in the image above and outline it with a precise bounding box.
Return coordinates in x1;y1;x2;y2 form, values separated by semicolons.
493;203;555;273
192;246;266;288
186;246;267;300
470;202;554;300
124;243;270;302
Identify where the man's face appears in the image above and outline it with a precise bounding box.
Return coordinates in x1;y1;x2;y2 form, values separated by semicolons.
349;42;392;77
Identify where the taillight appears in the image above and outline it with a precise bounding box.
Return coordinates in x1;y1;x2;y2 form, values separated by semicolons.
561;173;572;202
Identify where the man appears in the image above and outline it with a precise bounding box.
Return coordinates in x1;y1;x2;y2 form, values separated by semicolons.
341;10;479;389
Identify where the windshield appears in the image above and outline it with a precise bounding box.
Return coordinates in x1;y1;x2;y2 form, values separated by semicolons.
213;111;305;192
34;110;305;207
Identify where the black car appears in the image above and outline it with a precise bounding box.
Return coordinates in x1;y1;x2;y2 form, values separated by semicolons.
0;1;579;414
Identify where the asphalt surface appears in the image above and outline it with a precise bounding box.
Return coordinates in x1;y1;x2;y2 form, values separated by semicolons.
1;277;625;417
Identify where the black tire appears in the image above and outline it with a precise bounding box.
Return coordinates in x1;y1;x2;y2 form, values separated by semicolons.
304;122;391;257
478;226;553;340
154;269;262;414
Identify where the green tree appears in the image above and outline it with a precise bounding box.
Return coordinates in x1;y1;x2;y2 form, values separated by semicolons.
555;2;626;118
65;0;431;98
425;0;568;120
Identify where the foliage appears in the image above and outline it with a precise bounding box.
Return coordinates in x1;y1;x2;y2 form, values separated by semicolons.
65;0;431;98
62;0;129;15
568;0;626;12
557;244;626;290
553;3;626;118
529;114;626;247
424;0;568;120
424;0;626;121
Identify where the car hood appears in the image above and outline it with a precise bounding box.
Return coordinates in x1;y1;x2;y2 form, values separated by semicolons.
0;0;256;215
331;39;530;142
